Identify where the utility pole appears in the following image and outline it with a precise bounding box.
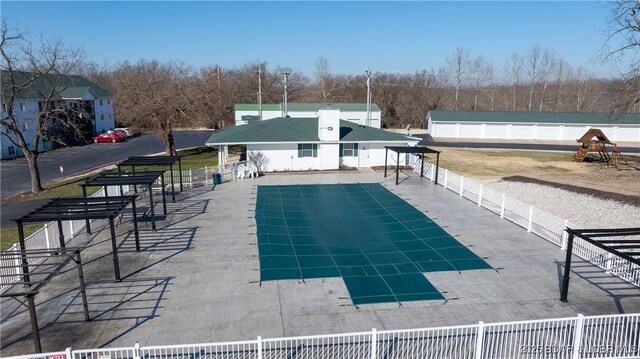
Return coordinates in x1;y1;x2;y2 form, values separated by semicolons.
365;68;371;127
283;72;290;117
257;66;263;121
216;66;222;127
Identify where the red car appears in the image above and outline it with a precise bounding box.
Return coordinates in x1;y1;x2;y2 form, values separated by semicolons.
93;133;124;143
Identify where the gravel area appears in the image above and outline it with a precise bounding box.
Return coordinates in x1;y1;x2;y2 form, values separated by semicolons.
486;180;640;229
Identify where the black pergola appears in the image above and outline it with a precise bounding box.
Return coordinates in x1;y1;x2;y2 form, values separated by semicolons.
384;146;441;185
15;195;140;281
82;171;166;231
561;227;640;302
1;248;90;353
117;156;183;202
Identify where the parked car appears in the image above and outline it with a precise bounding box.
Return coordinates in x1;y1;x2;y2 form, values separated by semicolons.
93;133;124;143
111;129;128;140
114;127;142;137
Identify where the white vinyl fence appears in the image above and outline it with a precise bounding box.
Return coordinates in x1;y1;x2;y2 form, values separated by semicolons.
7;313;639;359
408;155;640;288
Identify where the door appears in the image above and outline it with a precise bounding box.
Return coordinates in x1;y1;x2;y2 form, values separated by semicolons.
358;144;369;167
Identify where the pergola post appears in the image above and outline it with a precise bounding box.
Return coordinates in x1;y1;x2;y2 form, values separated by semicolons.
117;165;124;196
132;197;141;252
160;175;167;215
384;148;388;177
170;163;176;202
420;154;424;178
57;220;66;251
395;152;400;185
131;165;138;192
148;183;157;231
82;186;91;234
560;233;575;302
109;217;121;281
178;157;184;191
435;152;440;185
27;294;42;353
74;251;91;321
17;221;30;284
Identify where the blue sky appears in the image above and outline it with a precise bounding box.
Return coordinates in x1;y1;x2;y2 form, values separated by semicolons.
1;1;621;78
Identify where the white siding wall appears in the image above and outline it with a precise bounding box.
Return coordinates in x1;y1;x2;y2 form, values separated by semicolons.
247;143;318;171
94;98;115;134
1;100;40;158
432;122;640;142
319;143;339;170
236;109;382;128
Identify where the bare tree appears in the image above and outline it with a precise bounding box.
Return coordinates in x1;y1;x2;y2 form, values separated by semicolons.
504;52;523;111
470;56;490;110
109;60;194;155
1;22;86;193
446;47;470;110
314;56;338;102
602;1;640;111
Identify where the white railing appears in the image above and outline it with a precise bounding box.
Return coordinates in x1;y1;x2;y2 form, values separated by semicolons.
408;154;640;288
6;313;639;359
1;185;129;291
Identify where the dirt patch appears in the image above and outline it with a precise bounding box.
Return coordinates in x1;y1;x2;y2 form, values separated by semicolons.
426;148;640;197
502;176;640;207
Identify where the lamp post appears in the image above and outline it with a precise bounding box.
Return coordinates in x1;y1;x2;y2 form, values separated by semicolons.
283;72;290;117
365;68;371;127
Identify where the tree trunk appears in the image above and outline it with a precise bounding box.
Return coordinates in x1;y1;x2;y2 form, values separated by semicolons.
25;152;44;193
528;84;535;111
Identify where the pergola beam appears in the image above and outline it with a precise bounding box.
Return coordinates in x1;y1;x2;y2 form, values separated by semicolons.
384;146;441;186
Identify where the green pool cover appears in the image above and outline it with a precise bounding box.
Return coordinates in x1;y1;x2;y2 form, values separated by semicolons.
255;183;491;305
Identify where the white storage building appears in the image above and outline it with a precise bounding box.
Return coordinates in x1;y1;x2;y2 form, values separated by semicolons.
235;103;383;129
427;111;640;142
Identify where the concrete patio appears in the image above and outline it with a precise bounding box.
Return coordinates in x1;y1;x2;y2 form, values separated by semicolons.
2;170;639;355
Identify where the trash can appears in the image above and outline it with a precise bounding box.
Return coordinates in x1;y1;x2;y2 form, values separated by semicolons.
213;173;222;185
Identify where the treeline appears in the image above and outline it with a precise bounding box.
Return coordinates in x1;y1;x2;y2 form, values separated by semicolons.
81;46;637;130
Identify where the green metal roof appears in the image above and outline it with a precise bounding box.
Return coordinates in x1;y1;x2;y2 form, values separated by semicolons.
234;102;381;112
429;110;640;125
205;118;415;145
1;71;111;101
235;103;281;111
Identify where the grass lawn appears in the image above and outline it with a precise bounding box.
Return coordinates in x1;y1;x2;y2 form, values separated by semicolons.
1;223;45;251
1;146;218;251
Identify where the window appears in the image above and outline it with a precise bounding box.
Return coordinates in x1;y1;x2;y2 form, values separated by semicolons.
107;99;111;105
19;103;26;111
22;122;28;131
8;146;15;155
99;99;103;106
108;113;113;119
1;103;5;112
297;144;317;158
340;143;358;157
101;114;105;121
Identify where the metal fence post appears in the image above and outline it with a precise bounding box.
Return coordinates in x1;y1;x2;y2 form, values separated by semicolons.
500;193;506;218
460;176;464;196
527;205;534;233
371;328;377;359
474;321;485;359
478;184;483;207
561;219;569;250
65;347;73;359
572;314;584;359
257;336;263;359
444;169;448;189
134;342;141;359
44;223;51;249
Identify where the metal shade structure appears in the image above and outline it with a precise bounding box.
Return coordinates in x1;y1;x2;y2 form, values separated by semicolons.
82;171;166;231
1;248;90;353
14;195;140;282
384;146;441;185
117;156;183;202
560;227;640;302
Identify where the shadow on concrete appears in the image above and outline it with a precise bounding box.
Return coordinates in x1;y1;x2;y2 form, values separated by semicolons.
555;260;640;314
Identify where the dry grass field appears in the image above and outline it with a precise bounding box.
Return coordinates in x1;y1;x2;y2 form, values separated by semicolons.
422;148;640;197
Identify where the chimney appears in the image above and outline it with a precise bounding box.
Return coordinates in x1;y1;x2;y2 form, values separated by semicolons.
318;108;340;142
